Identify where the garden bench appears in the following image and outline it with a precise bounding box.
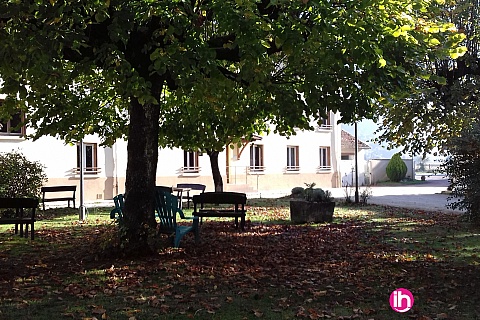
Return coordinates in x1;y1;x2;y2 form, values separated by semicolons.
155;189;199;247
176;183;206;209
192;192;247;230
41;185;76;211
0;197;39;240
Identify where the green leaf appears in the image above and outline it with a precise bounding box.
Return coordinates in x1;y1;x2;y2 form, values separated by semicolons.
378;58;387;68
261;40;270;48
449;46;467;59
428;38;441;46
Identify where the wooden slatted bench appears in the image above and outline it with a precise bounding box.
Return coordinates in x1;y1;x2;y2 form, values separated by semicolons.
41;185;76;211
176;183;206;209
193;192;247;230
0;198;39;240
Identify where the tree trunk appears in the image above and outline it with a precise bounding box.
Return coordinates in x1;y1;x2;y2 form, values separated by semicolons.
207;150;223;192
122;96;161;256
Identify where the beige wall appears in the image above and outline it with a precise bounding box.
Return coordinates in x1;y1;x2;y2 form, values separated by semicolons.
45;177;117;203
258;172;336;191
368;158;414;184
2;113;343;201
45;171;336;202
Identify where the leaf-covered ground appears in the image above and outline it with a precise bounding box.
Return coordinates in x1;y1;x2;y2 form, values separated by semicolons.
0;203;479;320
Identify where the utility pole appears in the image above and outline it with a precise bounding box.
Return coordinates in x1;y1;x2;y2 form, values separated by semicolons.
354;122;359;203
79;140;86;221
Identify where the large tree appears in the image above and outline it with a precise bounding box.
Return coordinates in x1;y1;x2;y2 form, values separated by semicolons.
159;80;271;192
0;0;464;255
374;0;476;156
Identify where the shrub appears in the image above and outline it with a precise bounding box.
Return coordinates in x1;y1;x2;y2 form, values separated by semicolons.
291;187;305;199
386;153;407;182
311;188;326;202
359;187;373;204
290;183;333;202
0;150;47;198
443;122;480;223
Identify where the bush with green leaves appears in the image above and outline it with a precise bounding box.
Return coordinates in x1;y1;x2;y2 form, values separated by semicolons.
386;153;407;182
290;182;333;202
310;188;326;202
443;122;480;223
291;187;305;199
0;150;47;198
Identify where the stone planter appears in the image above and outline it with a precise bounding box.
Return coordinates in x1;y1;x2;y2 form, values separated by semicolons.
290;200;335;224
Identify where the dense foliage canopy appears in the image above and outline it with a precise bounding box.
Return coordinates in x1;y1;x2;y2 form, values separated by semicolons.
374;0;475;156
0;0;465;254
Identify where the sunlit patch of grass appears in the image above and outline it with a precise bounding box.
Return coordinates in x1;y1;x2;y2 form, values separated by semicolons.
1;200;480;319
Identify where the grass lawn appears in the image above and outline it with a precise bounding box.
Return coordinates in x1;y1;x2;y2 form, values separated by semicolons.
374;179;428;187
0;199;479;319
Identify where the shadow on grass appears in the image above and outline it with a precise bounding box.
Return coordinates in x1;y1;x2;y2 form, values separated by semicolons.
37;206;113;220
0;203;479;319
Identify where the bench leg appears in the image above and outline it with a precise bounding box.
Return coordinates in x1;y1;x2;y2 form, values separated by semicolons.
19;223;24;237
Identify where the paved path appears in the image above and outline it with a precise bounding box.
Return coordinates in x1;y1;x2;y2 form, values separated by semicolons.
331;175;463;214
249;175;463;214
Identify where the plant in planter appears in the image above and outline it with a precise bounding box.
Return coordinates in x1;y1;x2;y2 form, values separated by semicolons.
289;182;335;223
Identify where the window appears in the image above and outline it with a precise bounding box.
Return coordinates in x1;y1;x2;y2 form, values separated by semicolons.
319;147;331;171
77;143;99;174
316;112;332;131
183;151;199;173
341;155;353;160
0;110;25;136
249;144;264;172
286;146;300;171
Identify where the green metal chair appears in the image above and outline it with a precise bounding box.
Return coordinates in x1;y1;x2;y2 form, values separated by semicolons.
155;189;199;248
110;194;125;220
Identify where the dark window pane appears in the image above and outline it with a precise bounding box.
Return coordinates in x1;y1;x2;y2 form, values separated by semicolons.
0;120;7;133
10;113;22;133
77;145;81;168
85;145;93;170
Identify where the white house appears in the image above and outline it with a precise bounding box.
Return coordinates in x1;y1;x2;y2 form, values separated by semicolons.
1;98;344;201
340;130;371;187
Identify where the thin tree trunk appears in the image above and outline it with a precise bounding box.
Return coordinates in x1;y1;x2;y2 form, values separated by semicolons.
207;150;223;192
123;95;161;256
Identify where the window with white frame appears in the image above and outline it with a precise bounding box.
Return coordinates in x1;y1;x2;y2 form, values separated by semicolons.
249;144;264;172
316;112;332;131
0;108;25;136
77;142;99;174
318;147;331;171
183;151;199;173
286;146;300;171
